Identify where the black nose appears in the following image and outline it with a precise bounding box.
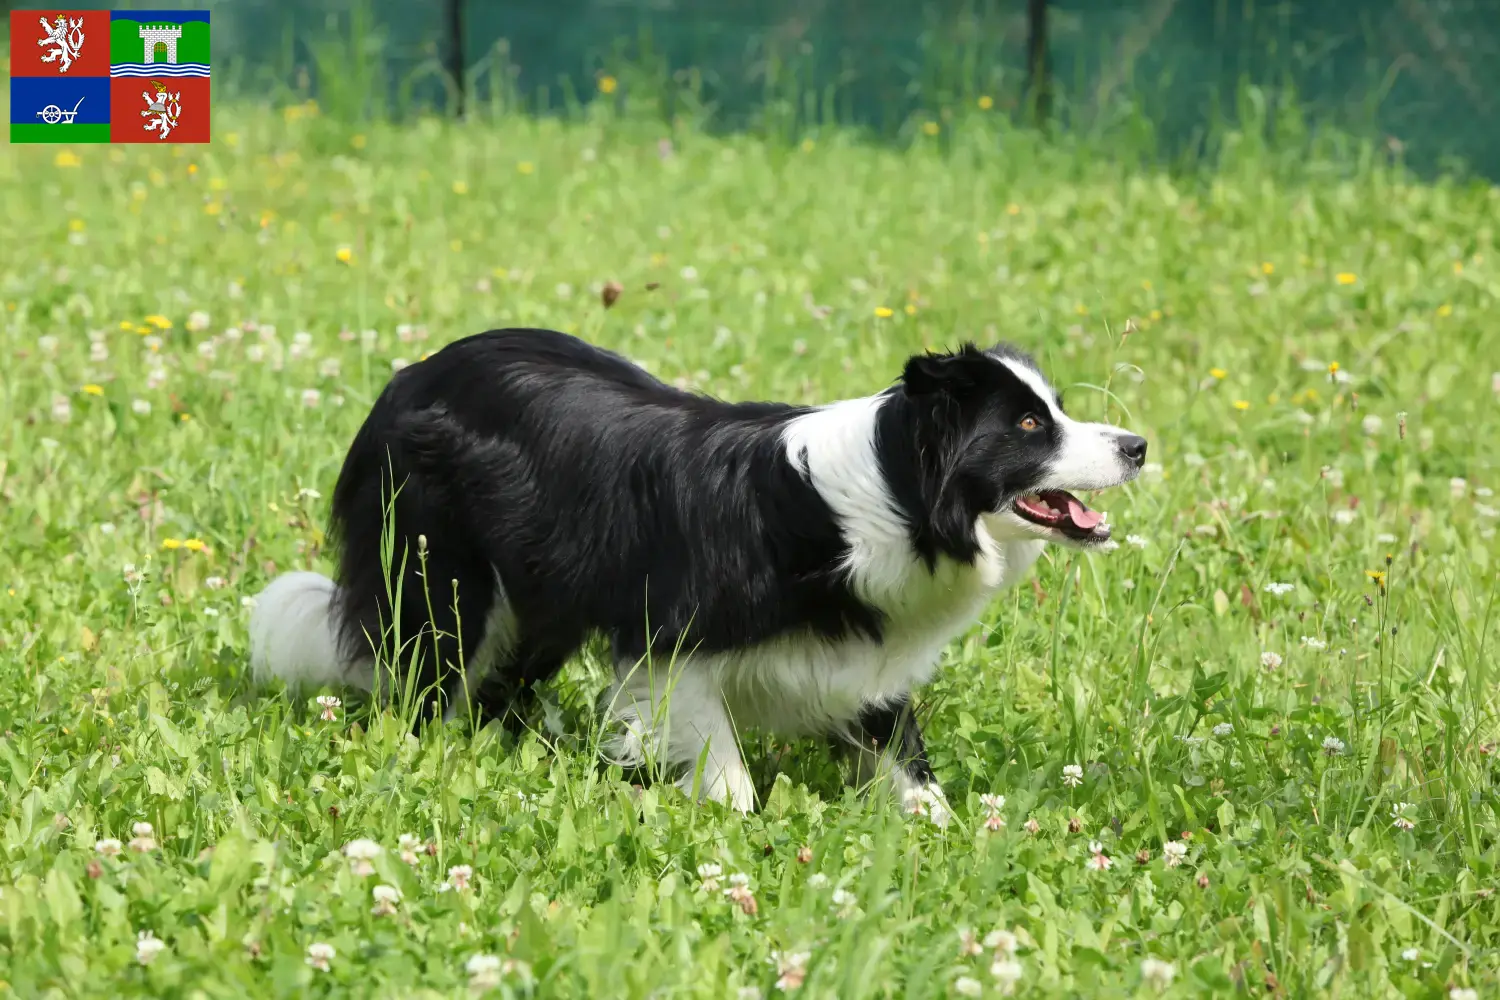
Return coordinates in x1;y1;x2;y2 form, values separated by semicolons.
1117;434;1148;467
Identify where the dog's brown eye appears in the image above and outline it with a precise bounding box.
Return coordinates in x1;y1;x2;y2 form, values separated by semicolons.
1019;415;1040;432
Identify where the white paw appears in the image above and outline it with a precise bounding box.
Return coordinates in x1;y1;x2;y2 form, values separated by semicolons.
900;782;951;828
679;762;756;814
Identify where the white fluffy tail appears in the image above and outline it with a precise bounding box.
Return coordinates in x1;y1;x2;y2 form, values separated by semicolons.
249;571;371;690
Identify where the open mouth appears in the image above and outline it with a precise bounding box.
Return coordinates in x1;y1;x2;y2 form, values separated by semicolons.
1013;490;1110;542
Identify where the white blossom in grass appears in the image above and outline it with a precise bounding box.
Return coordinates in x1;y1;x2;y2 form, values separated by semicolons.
1301;636;1328;651
132;398;152;415
1361;415;1383;436
197;340;217;361
1261;651;1283;671
1061;764;1083;788
300;388;322;408
38;335;59;357
990;958;1023;995
1212;723;1234;737
1391;802;1417;831
447;864;473;891
805;872;829;890
316;695;340;721
343;838;382;876
136;930;166;965
1086;840;1113;871
129;822;157;852
1140;957;1177;991
371;884;401;916
1401;947;1420;962
954;976;983;997
980;793;1006;831
391;358;410;372
1126;534;1148;549
204;575;226;590
91;340;109;363
697;862;723;893
467;953;503;990
830;888;859;919
1451;989;1478;1000
319;357;341;379
772;950;809;991
1163;840;1188;868
96;838;123;857
725;872;758;915
1264;582;1294;596
51;394;72;423
1331;508;1358;526
1323;736;1346;757
187;310;210;332
146;366;168;389
305;942;334;972
984;929;1019;958
398;833;423;865
957;928;983;957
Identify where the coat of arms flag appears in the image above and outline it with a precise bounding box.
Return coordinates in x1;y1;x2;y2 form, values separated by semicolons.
9;8;210;144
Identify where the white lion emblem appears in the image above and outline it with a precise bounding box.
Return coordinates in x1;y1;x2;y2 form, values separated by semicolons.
141;82;182;140
38;14;86;73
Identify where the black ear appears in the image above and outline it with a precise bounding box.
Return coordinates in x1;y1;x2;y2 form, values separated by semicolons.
901;344;986;396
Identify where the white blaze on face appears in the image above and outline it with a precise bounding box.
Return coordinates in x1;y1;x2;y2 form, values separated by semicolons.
995;358;1140;492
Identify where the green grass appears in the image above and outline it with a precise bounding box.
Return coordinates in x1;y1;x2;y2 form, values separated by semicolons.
1;98;1498;998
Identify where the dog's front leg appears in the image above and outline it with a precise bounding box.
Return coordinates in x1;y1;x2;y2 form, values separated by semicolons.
604;662;755;813
845;695;950;827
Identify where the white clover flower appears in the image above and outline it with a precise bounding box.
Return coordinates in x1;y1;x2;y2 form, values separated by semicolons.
1401;947;1420;961
1331;509;1358;525
1391;802;1416;831
447;864;473;891
697;862;723;892
773;950;810;991
1061;764;1083;788
372;883;401;915
343;838;382;876
129;822;157;852
954;976;983;997
306;942;335;972
1301;636;1328;650
398;833;423;865
1140;957;1176;990
1163;840;1188;867
990;957;1023;995
1450;989;1478;1000
1126;534;1149;549
1450;477;1469;498
1361;415;1383;436
1212;723;1233;736
1264;582;1294;596
1261;651;1283;671
136;930;166;965
300;388;322;408
806;872;829;889
316;694;341;721
1322;736;1346;756
984;928;1018;957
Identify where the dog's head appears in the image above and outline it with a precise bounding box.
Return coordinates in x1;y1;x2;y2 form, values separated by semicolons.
899;342;1146;550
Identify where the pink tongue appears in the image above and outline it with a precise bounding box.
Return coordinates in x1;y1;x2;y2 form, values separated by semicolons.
1064;496;1103;530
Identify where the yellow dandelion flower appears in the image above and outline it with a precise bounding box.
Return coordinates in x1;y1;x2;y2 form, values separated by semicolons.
1453;261;1463;275
922;121;940;136
336;247;354;264
1149;309;1162;321
1335;272;1357;285
69;219;86;233
1267;392;1280;404
225;132;241;147
119;321;133;331
161;538;183;550
1233;399;1250;411
145;314;172;330
1209;368;1227;379
184;538;206;552
1261;262;1274;275
874;306;894;318
452;180;469;195
1437;303;1453;317
977;95;994;110
81;384;104;397
1074;303;1089;316
351;134;367;150
204;201;222;216
517;161;535;175
1327;361;1340;374
904;304;917;315
179;413;191;422
598;75;618;95
1365;569;1387;588
260;210;275;228
1006;203;1020;216
55;150;82;168
187;163;199;175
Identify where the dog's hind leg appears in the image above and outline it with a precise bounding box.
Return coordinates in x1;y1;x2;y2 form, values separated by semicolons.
839;695;950;827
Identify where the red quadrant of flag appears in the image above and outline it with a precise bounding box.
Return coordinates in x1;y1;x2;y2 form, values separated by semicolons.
109;77;210;143
9;10;112;77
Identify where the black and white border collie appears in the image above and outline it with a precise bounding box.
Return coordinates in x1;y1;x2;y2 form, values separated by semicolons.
250;328;1146;822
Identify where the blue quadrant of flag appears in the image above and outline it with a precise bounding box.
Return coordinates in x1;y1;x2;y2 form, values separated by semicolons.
11;76;111;125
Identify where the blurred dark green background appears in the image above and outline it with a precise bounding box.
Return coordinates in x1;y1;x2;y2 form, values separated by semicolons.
9;0;1499;176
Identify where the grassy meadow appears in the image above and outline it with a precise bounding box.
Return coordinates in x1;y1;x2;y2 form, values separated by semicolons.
1;94;1499;998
